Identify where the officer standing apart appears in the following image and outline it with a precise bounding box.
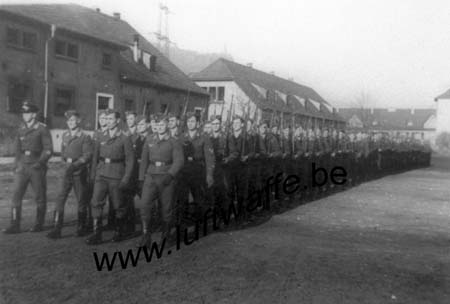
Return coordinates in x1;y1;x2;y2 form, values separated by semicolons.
4;101;53;234
86;109;135;245
138;114;184;247
47;110;93;239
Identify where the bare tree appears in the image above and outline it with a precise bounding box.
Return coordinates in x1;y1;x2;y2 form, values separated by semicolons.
351;90;376;128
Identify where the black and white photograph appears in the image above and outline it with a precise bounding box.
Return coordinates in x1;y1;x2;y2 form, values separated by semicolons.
0;0;449;303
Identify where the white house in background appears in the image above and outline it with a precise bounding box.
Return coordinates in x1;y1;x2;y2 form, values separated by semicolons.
337;108;436;142
434;89;450;133
191;58;346;128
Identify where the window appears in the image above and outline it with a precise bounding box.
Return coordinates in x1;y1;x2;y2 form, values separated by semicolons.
7;80;32;113
218;87;225;101
124;99;135;112
67;43;78;59
6;27;37;51
98;96;111;110
55;40;66;56
102;53;112;68
22;32;37;50
54;88;74;116
55;39;79;60
209;87;217;101
6;27;20;45
143;100;152;118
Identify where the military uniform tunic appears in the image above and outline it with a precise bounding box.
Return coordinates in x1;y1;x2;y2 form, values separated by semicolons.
11;121;53;223
91;128;135;219
139;133;184;223
55;129;93;214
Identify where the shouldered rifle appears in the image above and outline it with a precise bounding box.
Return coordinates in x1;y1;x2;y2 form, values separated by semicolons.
181;90;190;133
292;115;296;156
241;100;251;156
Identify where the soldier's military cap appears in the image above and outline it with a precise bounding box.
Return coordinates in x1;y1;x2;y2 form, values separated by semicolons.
136;115;149;123
186;111;197;120
64;110;80;119
168;112;179;119
154;113;168;122
104;108;120;118
20;100;39;113
260;119;270;127
211;115;222;122
125;111;137;117
232;115;244;123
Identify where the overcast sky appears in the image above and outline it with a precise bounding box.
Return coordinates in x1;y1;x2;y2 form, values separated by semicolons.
3;0;450;108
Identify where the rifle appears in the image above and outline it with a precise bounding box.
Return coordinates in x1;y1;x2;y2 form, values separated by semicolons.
219;99;226;122
291;115;295;155
164;102;170;116
241;100;251;156
225;96;235;153
142;101;147;116
180;90;190;133
269;110;275;130
280;112;284;153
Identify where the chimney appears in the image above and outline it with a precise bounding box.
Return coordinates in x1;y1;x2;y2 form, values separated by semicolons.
411;108;415;115
113;12;121;20
370;108;374;114
246;63;253;68
96;8;101;13
133;34;140;62
270;71;275;75
288;77;294;81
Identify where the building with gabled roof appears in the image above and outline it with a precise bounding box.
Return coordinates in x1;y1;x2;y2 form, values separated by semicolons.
434;89;450;134
0;3;208;149
337;107;436;140
192;58;345;129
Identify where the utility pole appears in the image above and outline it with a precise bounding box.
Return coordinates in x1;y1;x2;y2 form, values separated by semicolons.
155;1;174;58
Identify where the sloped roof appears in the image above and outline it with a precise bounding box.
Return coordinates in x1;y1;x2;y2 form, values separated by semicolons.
435;89;450;101
192;58;344;121
338;108;436;130
0;4;206;95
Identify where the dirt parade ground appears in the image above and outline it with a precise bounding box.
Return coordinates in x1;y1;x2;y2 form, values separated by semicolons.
0;156;449;304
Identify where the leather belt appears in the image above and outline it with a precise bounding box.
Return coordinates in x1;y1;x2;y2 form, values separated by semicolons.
63;157;78;163
187;157;203;162
100;157;124;164
22;150;36;156
151;161;171;167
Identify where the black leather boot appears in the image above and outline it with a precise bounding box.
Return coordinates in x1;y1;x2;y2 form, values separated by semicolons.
137;220;152;248
76;211;90;237
3;207;21;234
29;207;46;232
111;218;125;242
46;211;64;239
160;221;172;245
86;218;102;245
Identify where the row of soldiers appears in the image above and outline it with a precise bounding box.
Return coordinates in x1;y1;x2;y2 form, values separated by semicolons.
3;101;431;248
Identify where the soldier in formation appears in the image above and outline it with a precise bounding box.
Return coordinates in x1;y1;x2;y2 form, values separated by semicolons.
3;101;432;248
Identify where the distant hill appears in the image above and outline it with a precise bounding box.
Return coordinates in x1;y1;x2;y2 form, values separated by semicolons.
153;44;233;75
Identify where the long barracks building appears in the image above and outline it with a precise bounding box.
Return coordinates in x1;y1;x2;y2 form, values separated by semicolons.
192;58;345;129
0;4;208;151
